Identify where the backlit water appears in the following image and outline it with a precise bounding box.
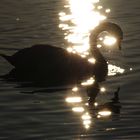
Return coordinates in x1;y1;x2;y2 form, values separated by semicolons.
0;0;140;139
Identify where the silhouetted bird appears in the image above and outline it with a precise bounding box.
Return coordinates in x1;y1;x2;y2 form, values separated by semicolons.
0;22;123;86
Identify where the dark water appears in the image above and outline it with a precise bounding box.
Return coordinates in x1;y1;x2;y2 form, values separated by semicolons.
0;0;140;139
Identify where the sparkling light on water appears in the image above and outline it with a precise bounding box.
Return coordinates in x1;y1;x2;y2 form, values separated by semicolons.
88;57;96;64
72;107;85;112
81;77;95;86
103;36;117;46
82;112;92;129
59;0;109;54
108;64;125;76
61;0;124;130
98;110;112;117
100;87;106;93
72;86;79;92
66;97;82;103
59;0;124;77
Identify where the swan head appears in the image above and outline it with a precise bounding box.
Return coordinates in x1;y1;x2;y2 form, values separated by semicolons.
90;22;123;50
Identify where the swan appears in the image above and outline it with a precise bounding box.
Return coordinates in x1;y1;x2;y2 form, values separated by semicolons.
0;22;123;85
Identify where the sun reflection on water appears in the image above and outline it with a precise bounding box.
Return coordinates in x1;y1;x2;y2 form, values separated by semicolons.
59;0;110;54
81;77;95;86
65;84;114;129
88;57;96;64
100;86;106;93
61;0;122;130
72;107;85;113
82;112;92;129
103;36;117;46
108;64;125;76
98;110;112;117
72;86;79;92
65;96;82;103
59;0;125;77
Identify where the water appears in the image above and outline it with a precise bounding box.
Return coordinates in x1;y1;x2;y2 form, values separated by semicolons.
0;0;140;139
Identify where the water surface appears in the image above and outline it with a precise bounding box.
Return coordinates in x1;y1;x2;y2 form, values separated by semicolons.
0;0;140;139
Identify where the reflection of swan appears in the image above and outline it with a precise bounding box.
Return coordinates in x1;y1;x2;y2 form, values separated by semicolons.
88;86;121;116
65;82;121;129
0;22;123;85
99;87;121;114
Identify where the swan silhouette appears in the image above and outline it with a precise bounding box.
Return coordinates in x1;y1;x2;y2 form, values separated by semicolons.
0;22;123;85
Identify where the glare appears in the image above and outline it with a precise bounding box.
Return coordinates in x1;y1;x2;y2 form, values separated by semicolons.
73;44;90;53
81;77;95;86
83;120;91;125
80;54;86;58
97;115;101;118
81;112;92;129
65;34;83;44
66;97;82;103
59;24;69;30
69;0;105;29
91;0;100;3
97;44;102;48
99;37;103;41
85;103;89;106
72;107;85;112
59;14;72;21
59;0;109;54
94;102;98;107
58;12;66;16
108;64;125;76
59;1;118;128
64;5;70;8
83;51;90;56
67;47;73;53
98;110;112;116
105;9;111;13
88;57;96;64
85;124;90;129
82;113;91;120
97;6;103;9
72;86;79;92
103;36;117;46
100;87;106;92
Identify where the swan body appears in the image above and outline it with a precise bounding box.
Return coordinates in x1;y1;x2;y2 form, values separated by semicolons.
0;22;123;85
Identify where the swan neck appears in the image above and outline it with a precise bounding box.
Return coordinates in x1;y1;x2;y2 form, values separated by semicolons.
89;30;107;66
